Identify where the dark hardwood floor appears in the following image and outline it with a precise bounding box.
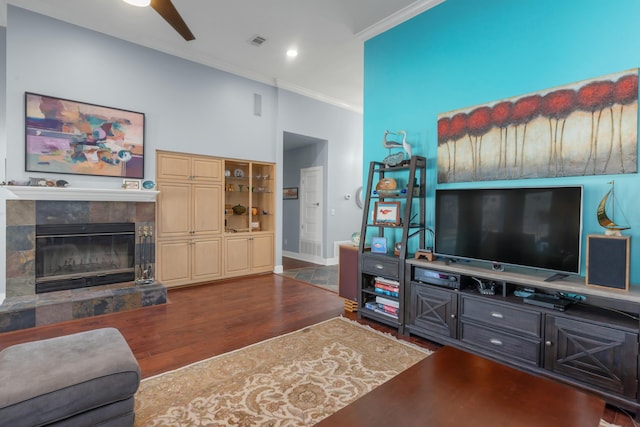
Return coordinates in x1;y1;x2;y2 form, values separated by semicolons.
0;274;634;426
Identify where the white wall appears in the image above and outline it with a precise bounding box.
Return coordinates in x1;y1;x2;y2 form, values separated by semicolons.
5;6;277;188
0;7;363;295
276;89;363;262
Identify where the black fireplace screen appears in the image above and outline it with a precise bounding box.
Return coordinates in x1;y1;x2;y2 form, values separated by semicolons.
35;223;135;293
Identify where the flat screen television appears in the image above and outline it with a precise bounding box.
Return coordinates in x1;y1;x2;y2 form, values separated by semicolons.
434;186;583;280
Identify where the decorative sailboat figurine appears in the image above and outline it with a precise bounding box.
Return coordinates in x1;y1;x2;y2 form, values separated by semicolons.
597;181;630;236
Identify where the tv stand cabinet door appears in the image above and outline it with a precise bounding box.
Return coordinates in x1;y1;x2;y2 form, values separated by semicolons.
406;282;458;340
544;315;638;399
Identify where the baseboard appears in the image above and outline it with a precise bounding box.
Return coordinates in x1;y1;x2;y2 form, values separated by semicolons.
282;250;336;266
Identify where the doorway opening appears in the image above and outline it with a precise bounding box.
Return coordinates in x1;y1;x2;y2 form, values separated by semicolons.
282;131;328;264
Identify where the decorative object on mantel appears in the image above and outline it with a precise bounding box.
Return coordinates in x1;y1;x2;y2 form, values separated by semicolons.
382;130;411;166
122;179;141;190
437;68;638;183
25;92;145;179
5;180;30;186
597;180;630;236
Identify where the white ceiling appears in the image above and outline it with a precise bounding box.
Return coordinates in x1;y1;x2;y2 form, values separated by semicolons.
2;0;443;113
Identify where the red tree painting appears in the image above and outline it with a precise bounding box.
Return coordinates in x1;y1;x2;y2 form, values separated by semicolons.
437;69;638;183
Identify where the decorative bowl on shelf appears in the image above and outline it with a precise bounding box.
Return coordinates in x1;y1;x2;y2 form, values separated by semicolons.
232;204;246;215
375;178;397;191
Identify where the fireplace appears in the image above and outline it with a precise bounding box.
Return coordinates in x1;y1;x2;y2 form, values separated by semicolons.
35;222;135;293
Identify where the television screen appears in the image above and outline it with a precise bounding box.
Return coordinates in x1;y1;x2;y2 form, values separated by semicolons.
434;186;583;276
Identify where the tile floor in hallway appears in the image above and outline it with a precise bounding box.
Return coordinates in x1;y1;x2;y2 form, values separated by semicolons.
280;257;338;293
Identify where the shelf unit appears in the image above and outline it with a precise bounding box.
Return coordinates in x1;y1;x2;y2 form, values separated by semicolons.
357;156;427;331
223;160;275;277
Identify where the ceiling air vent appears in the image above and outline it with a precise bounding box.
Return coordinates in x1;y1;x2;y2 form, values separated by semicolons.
248;35;267;47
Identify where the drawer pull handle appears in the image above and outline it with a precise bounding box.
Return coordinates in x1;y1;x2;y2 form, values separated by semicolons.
489;338;503;346
375;264;384;270
490;312;504;319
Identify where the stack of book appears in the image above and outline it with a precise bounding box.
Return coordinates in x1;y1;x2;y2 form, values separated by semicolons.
374;277;400;297
365;295;400;319
376;296;399;318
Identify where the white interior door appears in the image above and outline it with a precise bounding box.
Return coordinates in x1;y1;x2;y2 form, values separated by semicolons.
299;166;323;258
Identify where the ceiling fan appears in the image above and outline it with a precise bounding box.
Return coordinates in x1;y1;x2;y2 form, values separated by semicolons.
123;0;195;41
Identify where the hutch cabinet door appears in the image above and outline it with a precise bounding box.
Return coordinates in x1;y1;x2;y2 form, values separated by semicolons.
156;240;191;285
224;236;251;275
251;234;274;271
156;152;191;180
192;238;222;280
192;157;221;181
156;182;191;237
193;184;222;235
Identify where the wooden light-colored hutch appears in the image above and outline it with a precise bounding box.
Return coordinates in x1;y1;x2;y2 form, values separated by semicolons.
155;150;275;287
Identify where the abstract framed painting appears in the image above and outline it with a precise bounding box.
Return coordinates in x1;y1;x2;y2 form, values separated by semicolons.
437;69;638;183
25;92;145;179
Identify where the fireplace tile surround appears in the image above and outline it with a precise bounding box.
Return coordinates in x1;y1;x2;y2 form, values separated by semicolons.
1;194;167;333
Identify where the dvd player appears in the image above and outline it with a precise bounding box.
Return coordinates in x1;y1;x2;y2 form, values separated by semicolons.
523;294;572;311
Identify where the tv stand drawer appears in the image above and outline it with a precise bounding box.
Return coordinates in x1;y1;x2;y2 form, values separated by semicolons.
461;295;541;338
460;321;541;366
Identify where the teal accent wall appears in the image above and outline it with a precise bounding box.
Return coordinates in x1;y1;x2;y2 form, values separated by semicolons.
364;0;640;284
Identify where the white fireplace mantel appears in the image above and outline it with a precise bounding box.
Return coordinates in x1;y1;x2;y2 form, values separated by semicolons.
1;186;159;202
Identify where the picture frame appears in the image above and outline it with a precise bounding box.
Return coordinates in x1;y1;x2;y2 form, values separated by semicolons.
373;201;401;225
283;187;298;200
371;237;388;254
122;179;141;190
25;92;145;179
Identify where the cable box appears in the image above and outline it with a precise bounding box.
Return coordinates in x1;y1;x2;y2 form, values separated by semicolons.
523;294;572;311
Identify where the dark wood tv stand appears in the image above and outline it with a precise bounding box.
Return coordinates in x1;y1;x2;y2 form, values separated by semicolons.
405;259;640;418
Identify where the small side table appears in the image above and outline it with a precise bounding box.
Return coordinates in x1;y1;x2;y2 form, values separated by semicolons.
339;244;358;312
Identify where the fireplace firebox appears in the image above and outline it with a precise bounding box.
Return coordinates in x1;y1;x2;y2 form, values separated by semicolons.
35;223;135;293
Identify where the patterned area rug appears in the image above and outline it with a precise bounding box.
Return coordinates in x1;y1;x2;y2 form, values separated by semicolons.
134;317;430;426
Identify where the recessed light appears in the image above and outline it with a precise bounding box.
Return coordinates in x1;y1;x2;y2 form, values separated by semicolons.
122;0;151;7
286;49;298;58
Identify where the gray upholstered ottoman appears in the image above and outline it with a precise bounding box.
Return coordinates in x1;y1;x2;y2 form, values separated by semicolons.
0;327;140;427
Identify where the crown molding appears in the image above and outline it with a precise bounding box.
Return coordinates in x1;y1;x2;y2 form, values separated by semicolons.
275;79;363;114
355;0;446;41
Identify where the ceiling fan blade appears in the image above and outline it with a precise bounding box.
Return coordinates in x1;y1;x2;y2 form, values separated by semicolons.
150;0;195;41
